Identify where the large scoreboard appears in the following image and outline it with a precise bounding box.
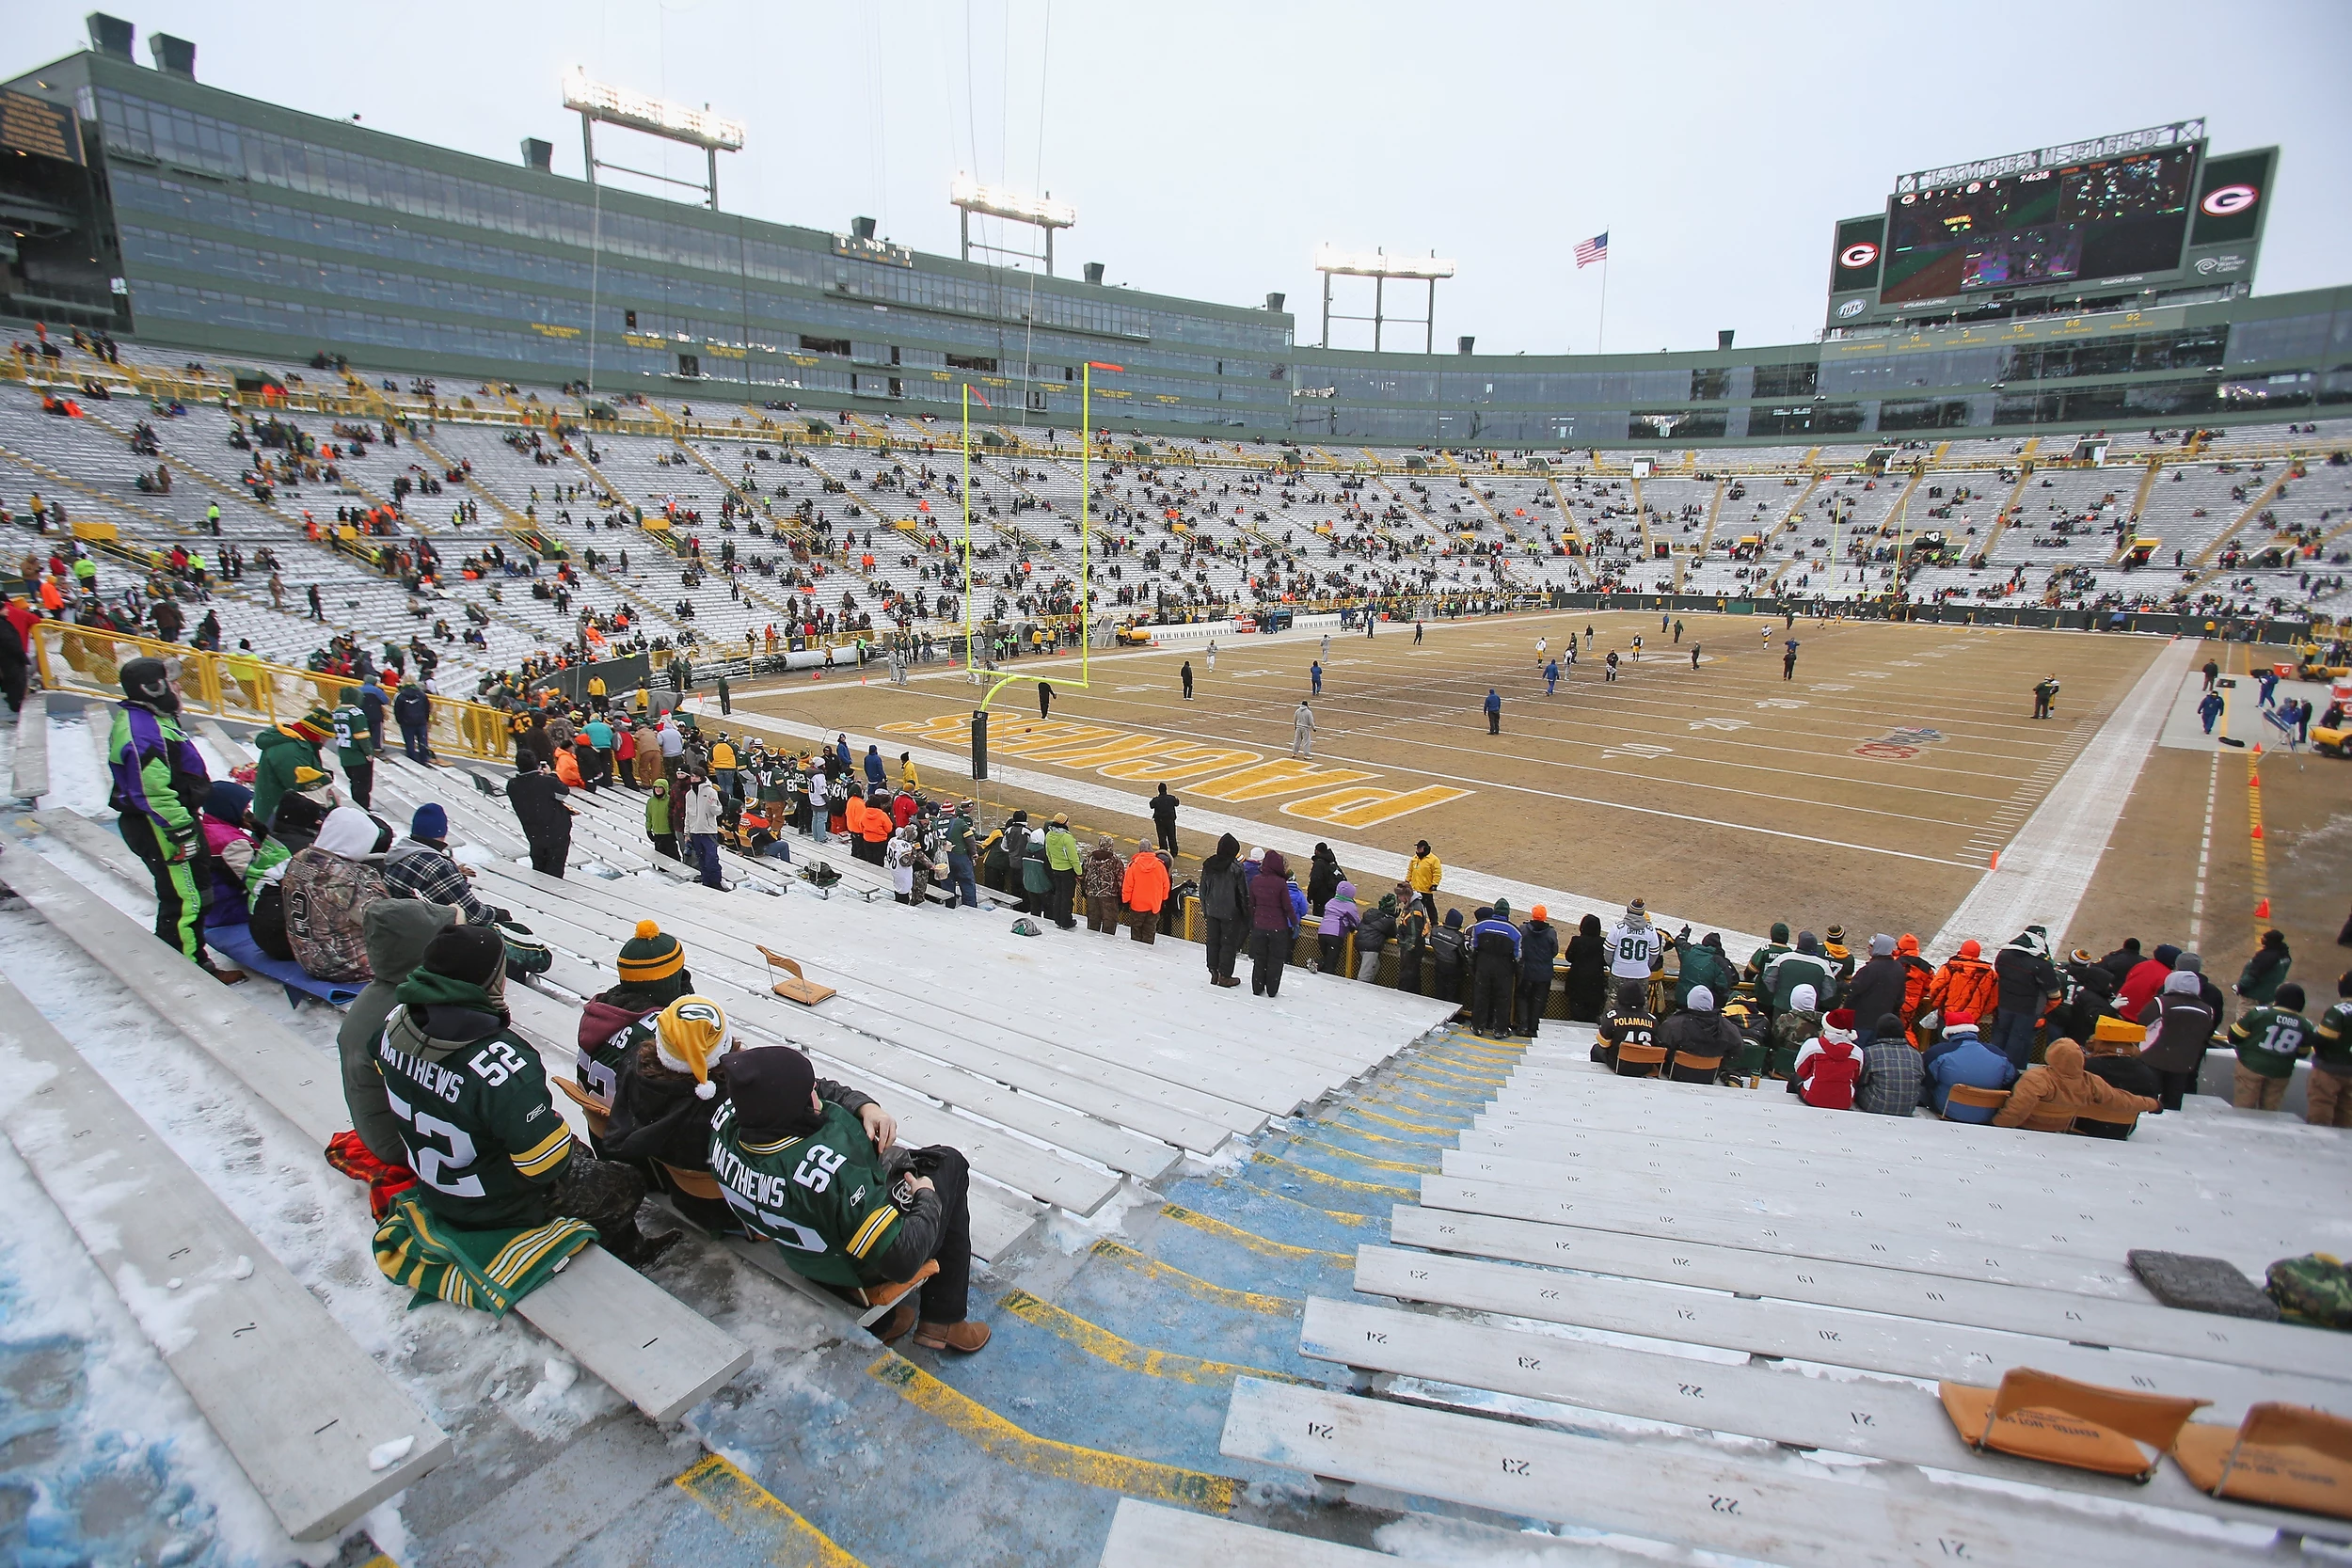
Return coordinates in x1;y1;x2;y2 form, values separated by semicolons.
1826;120;2275;327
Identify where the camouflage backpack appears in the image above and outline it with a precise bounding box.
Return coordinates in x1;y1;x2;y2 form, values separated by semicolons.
2266;1254;2352;1329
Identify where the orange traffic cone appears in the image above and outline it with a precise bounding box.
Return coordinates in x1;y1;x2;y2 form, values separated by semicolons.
2249;773;2261;788
1989;850;2000;869
2251;824;2264;840
2252;742;2263;756
2254;897;2271;919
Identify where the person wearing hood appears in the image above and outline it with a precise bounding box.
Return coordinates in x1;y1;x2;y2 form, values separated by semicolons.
384;802;501;927
1595;979;1658;1075
1769;982;1823;1080
1660;985;1740;1084
2098;938;2145;990
1843;935;1909;1042
1469;900;1522;1037
1083;837;1125;934
2115;942;2183;1021
1564;912;1609;1022
1673;931;1736;1014
376;925;676;1266
1248;848;1299;998
1316;879;1361;975
2077;1032;2163;1138
1122;846;1171;944
1514;906;1560;1037
681;770;724;889
339;897;457;1164
1042;815;1081;929
1923;1012;2015;1120
1306;844;1342;916
197;780;261;932
863;743;887;789
2136;968;2218;1109
1894;935;1935;1041
602;996;739;1228
1432;908;1470;1007
711;1044;986;1352
1922;939;1997;1037
1988;926;2061;1070
284;804;390;981
1794;1009;1863;1109
1607;899;1660;1000
2236;929;2294;1009
1762;931;1838;1016
1393;891;1430;995
249;705;332;830
107;657;217;969
1199;834;1250;988
644;777;678;861
1994;1038;2158;1132
507;755;573;878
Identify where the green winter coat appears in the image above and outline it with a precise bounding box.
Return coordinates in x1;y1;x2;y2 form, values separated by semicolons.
250;724;325;830
1043;826;1080;873
1675;942;1737;1010
645;784;672;837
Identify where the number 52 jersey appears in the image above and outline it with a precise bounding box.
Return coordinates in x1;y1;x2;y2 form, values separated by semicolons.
375;1004;575;1229
707;1097;905;1291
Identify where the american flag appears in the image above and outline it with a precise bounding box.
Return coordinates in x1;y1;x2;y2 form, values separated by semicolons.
1575;231;1609;269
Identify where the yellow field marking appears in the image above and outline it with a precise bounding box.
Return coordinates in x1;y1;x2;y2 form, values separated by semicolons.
1160;1202;1357;1264
867;1354;1240;1511
1417;1045;1517;1071
1284;1132;1437;1174
675;1453;869;1568
1250;1150;1416;1197
1431;1031;1519;1056
1088;1237;1298;1314
998;1290;1307;1385
1392;1064;1505;1094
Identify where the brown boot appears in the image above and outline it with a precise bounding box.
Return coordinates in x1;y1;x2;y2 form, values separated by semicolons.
873;1303;917;1344
913;1319;990;1354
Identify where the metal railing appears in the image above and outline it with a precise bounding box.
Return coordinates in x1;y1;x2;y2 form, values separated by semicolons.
29;621;514;763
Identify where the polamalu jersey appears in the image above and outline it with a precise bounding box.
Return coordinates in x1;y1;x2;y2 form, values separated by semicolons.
375;1018;572;1228
708;1099;903;1290
1608;920;1658;980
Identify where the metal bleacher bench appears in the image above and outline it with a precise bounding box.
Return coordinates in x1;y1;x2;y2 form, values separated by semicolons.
9;689;54;803
0;973;451;1542
0;831;753;1424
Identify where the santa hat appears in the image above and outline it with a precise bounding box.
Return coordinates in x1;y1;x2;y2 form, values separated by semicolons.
655;996;730;1099
1820;1008;1858;1045
1944;1009;1979;1028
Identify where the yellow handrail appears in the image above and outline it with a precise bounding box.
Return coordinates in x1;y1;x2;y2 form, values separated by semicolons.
28;620;514;763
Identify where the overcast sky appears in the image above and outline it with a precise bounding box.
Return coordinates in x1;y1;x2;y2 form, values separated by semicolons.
16;0;2349;356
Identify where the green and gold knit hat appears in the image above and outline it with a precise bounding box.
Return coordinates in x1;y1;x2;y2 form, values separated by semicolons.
618;919;687;994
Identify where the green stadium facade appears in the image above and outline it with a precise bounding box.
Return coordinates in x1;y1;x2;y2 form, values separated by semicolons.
6;43;2348;449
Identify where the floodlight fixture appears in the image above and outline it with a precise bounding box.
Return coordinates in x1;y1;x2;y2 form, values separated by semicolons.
1312;246;1456;353
564;67;744;211
951;174;1075;276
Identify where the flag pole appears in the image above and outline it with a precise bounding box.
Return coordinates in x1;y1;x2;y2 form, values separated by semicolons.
1597;246;1609;355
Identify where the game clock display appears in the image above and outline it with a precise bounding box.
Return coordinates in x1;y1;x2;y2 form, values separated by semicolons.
1879;145;2197;305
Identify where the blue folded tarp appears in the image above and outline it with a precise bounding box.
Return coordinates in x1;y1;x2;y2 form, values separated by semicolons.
205;922;362;1008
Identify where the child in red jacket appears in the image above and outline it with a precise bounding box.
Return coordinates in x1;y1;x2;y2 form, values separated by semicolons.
1795;1007;1862;1109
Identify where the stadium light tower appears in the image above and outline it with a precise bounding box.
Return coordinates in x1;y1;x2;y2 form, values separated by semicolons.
564;67;746;212
1315;246;1456;353
951;176;1077;276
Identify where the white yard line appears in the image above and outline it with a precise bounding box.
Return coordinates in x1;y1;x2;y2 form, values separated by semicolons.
1928;637;2196;955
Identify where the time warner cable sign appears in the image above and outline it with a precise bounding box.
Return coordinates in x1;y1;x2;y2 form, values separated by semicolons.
1894;119;2205;194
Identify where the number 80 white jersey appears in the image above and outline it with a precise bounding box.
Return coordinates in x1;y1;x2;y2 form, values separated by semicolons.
1608;920;1658;980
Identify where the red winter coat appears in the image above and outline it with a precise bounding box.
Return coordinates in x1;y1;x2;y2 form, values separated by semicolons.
1798;1038;1861;1109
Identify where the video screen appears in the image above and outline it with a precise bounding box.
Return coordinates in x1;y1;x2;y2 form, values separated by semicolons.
1879;145;2196;305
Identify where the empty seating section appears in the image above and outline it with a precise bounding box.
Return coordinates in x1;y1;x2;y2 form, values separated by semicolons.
1203;1018;2352;1564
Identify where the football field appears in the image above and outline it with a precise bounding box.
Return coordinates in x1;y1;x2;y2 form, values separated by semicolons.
740;609;2192;942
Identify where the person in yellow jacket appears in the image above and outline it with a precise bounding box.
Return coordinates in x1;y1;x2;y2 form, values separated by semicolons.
587;673;608;712
709;735;739;804
1406;839;1442;924
899;751;920;792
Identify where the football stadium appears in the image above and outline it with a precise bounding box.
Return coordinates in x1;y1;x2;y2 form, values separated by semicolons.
0;8;2348;1566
